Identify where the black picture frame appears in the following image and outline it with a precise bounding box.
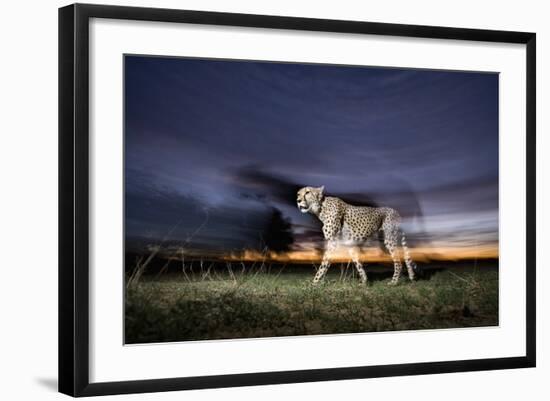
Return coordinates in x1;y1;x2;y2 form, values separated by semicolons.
59;3;536;397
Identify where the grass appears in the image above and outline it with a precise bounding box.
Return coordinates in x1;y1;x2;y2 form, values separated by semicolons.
125;265;498;344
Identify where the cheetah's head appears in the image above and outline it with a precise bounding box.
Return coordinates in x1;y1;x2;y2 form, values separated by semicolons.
296;186;324;214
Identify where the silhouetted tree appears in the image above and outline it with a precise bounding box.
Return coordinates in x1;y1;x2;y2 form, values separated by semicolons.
263;208;294;252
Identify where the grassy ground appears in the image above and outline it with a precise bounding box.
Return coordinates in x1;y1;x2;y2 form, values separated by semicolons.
125;264;498;344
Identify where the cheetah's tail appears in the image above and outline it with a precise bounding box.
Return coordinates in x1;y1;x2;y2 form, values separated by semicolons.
400;230;423;279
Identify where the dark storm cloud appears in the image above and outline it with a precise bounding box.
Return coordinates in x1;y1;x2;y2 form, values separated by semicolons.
230;165;421;212
125;170;273;251
229;166;422;243
420;175;498;215
230;165;302;205
125;169;300;253
126;187;273;251
124;55;499;253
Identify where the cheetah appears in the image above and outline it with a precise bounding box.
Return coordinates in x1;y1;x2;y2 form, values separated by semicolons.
296;186;418;285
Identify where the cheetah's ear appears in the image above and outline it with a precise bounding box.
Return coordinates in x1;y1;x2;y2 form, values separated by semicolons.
318;186;325;196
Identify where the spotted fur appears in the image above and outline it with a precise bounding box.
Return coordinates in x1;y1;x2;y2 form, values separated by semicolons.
296;186;417;285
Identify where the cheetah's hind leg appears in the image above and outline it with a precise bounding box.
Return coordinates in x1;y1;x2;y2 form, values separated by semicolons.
401;230;417;281
384;230;403;285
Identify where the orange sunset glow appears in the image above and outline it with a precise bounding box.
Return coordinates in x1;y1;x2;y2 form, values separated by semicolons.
218;243;498;264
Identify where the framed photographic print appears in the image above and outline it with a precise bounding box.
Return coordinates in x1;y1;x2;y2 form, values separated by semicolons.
59;3;536;397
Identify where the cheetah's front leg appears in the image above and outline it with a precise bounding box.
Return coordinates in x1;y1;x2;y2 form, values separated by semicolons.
313;240;337;284
348;246;367;284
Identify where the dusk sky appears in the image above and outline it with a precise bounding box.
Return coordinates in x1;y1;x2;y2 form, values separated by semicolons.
124;55;499;261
